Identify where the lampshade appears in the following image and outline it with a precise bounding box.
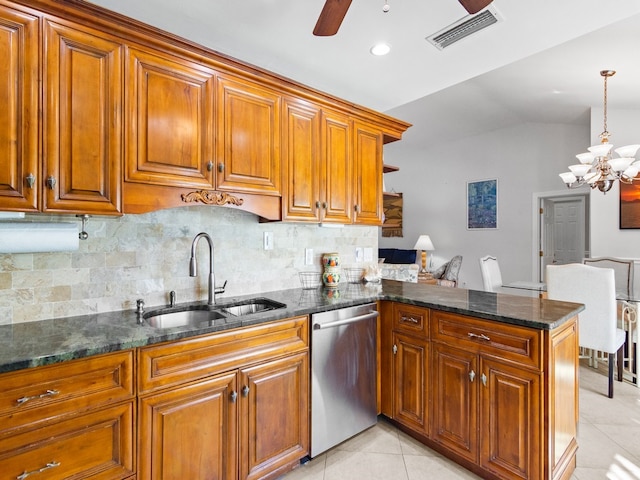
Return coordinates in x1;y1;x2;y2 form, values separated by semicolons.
414;235;434;251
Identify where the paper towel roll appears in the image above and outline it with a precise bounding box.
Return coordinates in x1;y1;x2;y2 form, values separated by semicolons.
0;222;79;253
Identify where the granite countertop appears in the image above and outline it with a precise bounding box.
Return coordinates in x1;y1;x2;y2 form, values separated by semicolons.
0;281;584;374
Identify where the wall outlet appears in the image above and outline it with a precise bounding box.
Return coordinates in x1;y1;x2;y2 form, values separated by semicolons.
355;247;364;262
263;231;273;250
364;247;373;262
305;248;313;265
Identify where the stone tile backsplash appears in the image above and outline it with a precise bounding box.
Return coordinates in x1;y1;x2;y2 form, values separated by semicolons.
0;207;378;324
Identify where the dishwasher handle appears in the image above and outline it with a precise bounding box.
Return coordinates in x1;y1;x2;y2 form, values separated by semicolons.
313;310;379;330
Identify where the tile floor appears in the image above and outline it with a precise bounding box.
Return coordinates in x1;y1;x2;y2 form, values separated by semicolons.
280;364;640;480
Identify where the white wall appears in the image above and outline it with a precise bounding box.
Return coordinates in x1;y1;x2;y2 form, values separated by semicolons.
380;119;587;291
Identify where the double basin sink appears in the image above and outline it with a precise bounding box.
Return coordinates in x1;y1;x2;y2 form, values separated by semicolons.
143;297;286;329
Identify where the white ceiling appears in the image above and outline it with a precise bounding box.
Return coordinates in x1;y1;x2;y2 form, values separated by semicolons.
87;0;640;142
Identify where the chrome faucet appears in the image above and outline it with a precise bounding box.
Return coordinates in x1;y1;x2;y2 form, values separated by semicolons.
189;232;216;305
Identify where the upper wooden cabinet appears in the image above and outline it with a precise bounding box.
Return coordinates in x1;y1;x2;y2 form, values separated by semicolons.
216;73;282;196
353;120;384;224
0;4;39;212
0;0;411;219
42;18;123;214
125;45;216;190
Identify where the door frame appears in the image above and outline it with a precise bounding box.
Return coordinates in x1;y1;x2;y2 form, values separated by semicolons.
531;189;590;282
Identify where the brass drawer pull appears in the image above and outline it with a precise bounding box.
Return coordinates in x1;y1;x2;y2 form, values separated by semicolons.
468;332;491;342
17;461;60;480
401;316;419;324
16;389;59;405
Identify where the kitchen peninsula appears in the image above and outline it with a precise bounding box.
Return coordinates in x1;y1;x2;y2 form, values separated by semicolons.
0;281;582;480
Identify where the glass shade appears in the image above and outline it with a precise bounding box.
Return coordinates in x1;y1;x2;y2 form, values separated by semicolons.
568;164;592;177
559;172;577;184
614;144;640;158
623;165;640;180
575;152;594;164
585;171;601;184
588;143;614;156
608;157;634;172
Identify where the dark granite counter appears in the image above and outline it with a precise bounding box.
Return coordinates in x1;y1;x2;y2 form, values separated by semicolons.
0;281;583;374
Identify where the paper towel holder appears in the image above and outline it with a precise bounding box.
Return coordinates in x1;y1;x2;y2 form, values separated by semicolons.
76;214;90;240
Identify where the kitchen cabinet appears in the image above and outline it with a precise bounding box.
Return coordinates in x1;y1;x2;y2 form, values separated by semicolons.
216;73;282;196
0;2;39;212
282;99;352;223
0;350;135;479
352;120;384;224
124;45;216;190
137;316;309;480
390;303;430;435
381;301;578;480
42;18;123;215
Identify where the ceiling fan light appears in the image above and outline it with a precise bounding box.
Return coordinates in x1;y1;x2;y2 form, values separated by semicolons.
370;43;391;56
614;144;640;158
588;143;613;156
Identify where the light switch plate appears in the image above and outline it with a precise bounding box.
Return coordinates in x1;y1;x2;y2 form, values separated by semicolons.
355;247;364;262
305;248;313;265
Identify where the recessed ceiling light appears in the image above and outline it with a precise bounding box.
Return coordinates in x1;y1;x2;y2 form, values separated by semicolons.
370;43;391;56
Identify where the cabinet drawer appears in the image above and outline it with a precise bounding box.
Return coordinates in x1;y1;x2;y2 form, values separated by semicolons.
138;316;308;394
0;401;135;480
431;311;542;369
393;303;429;337
0;351;134;437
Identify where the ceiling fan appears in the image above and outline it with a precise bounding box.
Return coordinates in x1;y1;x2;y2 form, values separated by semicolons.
313;0;493;36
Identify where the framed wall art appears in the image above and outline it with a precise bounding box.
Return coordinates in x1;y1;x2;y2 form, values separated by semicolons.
620;178;640;229
467;179;498;230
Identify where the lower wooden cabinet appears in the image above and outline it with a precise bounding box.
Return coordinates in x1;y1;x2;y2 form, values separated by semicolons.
381;302;578;480
0;351;135;480
137;316;310;480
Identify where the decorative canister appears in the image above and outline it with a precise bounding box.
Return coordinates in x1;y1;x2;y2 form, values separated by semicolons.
322;253;340;269
322;252;341;288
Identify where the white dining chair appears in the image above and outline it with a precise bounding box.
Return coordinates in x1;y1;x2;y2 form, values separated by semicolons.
583;256;637;385
546;263;625;398
479;255;503;292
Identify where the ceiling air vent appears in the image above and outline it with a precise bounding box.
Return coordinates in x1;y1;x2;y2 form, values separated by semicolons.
426;6;503;50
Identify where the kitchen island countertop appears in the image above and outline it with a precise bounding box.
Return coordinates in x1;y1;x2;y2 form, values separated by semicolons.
0;280;583;374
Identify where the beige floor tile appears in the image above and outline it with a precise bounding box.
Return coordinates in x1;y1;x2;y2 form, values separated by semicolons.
324;450;407;480
335;421;402;454
404;453;482;480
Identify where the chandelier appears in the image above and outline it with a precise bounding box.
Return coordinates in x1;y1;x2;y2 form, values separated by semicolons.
559;70;640;194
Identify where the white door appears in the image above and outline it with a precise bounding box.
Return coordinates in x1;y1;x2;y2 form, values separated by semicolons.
539;195;588;281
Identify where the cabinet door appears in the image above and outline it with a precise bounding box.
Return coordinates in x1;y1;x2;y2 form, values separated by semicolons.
239;352;309;480
480;358;541;480
282;98;322;221
431;343;478;463
138;372;237;480
392;332;429;435
320;109;353;223
0;4;39;212
126;46;215;189
353;120;383;225
216;73;281;195
43;19;122;214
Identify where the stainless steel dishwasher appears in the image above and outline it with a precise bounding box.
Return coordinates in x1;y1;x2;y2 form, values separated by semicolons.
310;303;379;457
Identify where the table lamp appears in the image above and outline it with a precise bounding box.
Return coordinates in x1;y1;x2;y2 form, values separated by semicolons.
413;235;434;273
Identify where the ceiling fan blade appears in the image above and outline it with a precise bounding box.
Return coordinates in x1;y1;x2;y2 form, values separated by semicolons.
313;0;352;36
458;0;492;14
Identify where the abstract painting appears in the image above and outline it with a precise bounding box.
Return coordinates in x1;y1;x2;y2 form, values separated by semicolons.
467;179;498;230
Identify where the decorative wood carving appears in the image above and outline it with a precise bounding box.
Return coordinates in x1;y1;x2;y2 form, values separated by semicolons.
181;190;244;206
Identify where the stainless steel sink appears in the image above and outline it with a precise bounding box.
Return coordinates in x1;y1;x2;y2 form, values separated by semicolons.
143;307;226;329
142;297;286;328
220;298;286;317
